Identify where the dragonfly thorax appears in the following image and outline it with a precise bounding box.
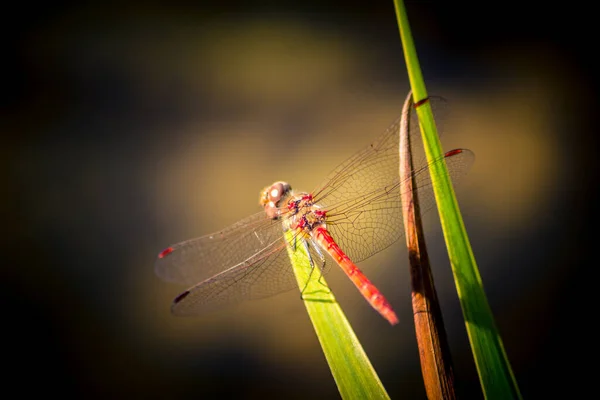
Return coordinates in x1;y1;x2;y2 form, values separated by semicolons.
284;193;327;233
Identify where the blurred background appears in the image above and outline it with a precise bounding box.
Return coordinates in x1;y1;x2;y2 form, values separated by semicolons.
4;0;596;398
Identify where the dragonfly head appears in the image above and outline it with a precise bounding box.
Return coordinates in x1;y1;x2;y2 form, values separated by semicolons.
260;181;292;219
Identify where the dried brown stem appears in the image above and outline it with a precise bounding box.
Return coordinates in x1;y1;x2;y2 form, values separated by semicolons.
399;91;456;399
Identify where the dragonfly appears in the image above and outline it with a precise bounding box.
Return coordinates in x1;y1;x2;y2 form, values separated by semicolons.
155;97;474;325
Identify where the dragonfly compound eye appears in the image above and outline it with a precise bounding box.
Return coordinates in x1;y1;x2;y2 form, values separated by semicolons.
260;181;292;219
267;182;291;205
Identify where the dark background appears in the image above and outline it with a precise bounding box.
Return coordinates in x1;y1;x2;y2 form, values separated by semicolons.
4;1;596;398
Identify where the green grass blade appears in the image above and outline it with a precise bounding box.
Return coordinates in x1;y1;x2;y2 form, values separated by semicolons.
393;1;522;398
284;230;390;400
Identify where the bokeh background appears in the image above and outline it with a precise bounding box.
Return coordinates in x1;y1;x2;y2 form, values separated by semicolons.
5;1;596;398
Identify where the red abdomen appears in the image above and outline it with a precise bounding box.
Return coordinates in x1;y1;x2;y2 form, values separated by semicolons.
313;226;398;325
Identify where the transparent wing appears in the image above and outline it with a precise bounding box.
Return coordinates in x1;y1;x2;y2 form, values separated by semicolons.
155;211;282;286
167;230;332;315
156;210;334;314
311;98;474;263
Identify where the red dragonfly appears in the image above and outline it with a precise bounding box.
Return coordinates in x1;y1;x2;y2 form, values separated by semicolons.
155;99;474;325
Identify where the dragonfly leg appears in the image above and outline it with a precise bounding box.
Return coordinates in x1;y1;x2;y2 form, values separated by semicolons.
311;240;327;285
290;232;297;251
299;239;318;298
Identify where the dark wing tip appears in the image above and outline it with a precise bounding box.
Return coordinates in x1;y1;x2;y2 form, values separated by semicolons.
173;290;190;305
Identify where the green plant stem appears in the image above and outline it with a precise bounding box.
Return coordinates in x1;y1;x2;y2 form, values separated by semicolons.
393;0;522;398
